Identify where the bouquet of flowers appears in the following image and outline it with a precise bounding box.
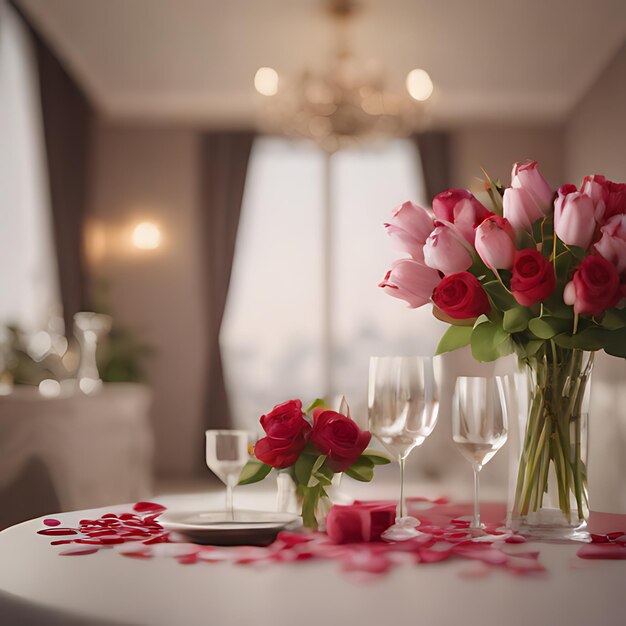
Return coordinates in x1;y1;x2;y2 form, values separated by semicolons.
239;398;390;529
380;161;626;530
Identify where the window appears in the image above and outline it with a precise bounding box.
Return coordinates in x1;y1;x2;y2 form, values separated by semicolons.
221;136;447;428
0;4;60;333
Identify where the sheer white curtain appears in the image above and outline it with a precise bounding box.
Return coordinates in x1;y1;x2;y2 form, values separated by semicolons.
221;137;447;430
0;1;61;333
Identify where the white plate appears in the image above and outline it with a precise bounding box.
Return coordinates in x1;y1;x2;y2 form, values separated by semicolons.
158;510;300;546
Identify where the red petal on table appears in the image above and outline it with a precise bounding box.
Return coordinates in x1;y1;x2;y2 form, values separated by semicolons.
341;550;392;575
121;551;153;559
607;532;626;542
417;547;453;564
577;544;626;560
505;535;526;544
133;502;166;514
50;539;76;546
142;534;170;545
275;531;314;547
43;518;61;527
58;547;100;556
37;528;78;536
101;514;118;519
590;533;610;543
177;553;198;565
452;544;508;566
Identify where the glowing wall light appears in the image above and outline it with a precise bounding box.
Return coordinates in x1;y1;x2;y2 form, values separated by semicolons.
406;69;434;102
132;222;161;250
254;67;279;96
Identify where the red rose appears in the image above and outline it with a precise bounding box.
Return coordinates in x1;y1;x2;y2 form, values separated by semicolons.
432;272;490;319
563;255;621;317
510;249;556;307
326;502;396;544
254;400;311;468
310;410;371;472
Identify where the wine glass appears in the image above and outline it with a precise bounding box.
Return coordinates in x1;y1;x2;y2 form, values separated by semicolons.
205;430;249;520
368;356;439;540
452;376;508;531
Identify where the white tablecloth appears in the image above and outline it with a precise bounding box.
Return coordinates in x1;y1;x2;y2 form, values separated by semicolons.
0;383;154;525
0;483;624;626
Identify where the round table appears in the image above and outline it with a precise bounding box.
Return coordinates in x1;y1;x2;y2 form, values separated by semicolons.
0;484;624;626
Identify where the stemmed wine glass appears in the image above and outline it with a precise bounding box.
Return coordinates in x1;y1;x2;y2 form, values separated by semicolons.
368;356;439;540
452;376;508;531
205;430;249;520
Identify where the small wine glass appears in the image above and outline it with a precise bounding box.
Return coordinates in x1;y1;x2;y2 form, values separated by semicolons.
205;430;249;520
368;356;439;540
452;376;508;531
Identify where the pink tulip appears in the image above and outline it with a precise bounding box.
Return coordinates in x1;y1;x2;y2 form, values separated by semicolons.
595;214;626;274
384;201;434;261
378;259;441;308
474;216;516;270
511;160;553;209
423;222;473;275
432;189;492;243
554;184;596;250
503;187;545;232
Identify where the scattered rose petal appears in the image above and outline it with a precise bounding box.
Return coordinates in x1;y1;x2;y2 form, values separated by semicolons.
133;502;166;514
43;518;61;527
58;547;100;556
577;544;626;560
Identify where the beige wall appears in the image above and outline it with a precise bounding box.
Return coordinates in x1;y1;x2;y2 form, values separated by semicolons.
565;41;626;183
87;124;206;477
449;125;564;192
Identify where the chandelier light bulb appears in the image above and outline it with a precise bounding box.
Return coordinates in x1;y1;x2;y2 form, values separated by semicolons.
254;67;279;96
406;69;434;101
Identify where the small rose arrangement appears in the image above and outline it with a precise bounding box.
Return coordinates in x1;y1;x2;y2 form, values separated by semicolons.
238;398;390;529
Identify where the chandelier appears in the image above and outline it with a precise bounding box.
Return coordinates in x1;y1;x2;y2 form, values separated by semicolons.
254;0;434;153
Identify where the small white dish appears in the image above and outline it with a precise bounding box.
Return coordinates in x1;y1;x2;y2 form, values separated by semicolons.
158;510;300;546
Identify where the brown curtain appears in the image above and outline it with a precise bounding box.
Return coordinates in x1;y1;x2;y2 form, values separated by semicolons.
198;132;255;436
13;2;94;335
413;131;451;201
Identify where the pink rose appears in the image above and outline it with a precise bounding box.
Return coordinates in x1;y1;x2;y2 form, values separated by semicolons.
378;259;441;308
554;184;596;250
326;503;396;544
581;175;626;224
432;189;492;243
474;216;516;270
563;255;620;317
595;214;626;275
503;187;546;232
254;400;312;468
511;160;553;209
311;410;371;472
384;201;434;262
423;222;473;275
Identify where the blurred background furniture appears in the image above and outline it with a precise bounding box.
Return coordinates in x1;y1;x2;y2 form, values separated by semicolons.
0;383;153;529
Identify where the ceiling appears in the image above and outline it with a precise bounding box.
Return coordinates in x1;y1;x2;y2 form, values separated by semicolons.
16;0;626;127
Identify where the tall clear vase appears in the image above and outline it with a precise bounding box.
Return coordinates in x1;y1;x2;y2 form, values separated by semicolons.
505;344;593;541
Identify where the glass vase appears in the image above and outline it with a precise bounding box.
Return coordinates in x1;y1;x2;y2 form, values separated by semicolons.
276;471;341;531
505;345;593;541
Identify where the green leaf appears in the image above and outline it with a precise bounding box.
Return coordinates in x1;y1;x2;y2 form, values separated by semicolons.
238;459;272;485
528;317;571;340
603;328;626;358
555;327;612;352
470;320;513;362
300;485;321;530
435;326;473;355
480;167;504;216
601;310;626;331
361;449;392;465
482;280;517;311
503;307;533;333
294;453;316;486
305;398;327;414
345;456;375;482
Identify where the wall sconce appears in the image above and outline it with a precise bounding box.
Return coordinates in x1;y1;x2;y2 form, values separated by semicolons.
132;222;162;250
